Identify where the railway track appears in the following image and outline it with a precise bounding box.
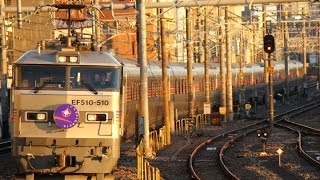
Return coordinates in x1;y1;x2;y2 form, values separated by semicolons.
189;100;320;179
189;120;268;179
0;81;318;179
275;117;320;168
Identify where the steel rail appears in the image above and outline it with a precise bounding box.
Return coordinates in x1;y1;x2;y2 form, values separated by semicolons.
188;119;268;179
274;118;320;167
0;139;11;155
218;100;320;179
189;99;320;179
219;125;265;180
274;123;320;167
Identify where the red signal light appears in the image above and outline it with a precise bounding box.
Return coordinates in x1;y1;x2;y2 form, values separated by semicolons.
263;35;275;54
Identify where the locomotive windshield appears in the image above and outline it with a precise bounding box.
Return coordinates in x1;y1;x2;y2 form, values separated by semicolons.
17;65;121;90
19;66;66;88
70;67;120;89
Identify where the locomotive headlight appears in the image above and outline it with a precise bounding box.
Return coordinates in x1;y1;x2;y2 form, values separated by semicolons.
37;113;46;120
87;113;108;121
69;56;78;63
58;56;67;63
87;114;97;121
26;112;47;121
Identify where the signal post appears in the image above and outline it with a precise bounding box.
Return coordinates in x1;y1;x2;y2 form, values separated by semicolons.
264;21;275;129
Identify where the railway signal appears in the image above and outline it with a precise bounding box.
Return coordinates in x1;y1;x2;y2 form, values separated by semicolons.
263;34;275;54
257;129;269;155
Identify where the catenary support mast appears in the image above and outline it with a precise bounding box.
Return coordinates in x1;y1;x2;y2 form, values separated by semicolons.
186;8;194;117
219;7;226;122
204;8;210;104
136;0;151;157
0;0;8;138
160;9;170;144
283;4;289;100
225;7;233;121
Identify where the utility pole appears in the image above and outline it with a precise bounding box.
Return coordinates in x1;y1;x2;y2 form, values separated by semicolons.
137;0;151;157
262;4;269;109
318;22;320;84
262;4;268;83
156;0;161;61
186;8;194;117
225;7;233;121
94;0;101;50
219;7;226;121
204;8;210;104
252;15;256;63
268;52;274;128
203;7;211;120
160;9;170;144
282;4;289;100
302;7;307;96
239;29;245;114
239;30;244;85
175;0;181;62
196;7;201;63
91;0;98;51
0;0;8;138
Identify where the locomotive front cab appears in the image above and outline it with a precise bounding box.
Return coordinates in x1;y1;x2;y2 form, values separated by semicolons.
10;50;123;178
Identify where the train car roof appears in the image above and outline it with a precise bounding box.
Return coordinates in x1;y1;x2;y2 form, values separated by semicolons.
15;49;122;67
120;58;304;78
120;59;222;77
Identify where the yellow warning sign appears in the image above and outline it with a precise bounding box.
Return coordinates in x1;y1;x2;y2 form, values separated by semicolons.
245;103;251;110
219;107;226;115
267;66;274;73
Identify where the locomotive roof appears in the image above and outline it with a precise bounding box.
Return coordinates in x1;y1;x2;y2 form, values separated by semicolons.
15;49;122;67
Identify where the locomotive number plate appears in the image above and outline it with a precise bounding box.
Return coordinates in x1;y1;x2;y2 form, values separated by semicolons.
71;99;109;106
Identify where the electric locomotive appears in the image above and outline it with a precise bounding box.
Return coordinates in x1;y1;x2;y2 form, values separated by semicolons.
10;40;123;179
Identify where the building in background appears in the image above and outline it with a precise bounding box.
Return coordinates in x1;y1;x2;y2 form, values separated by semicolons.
6;0;177;62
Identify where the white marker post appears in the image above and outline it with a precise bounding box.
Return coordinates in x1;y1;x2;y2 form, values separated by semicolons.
277;148;283;167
